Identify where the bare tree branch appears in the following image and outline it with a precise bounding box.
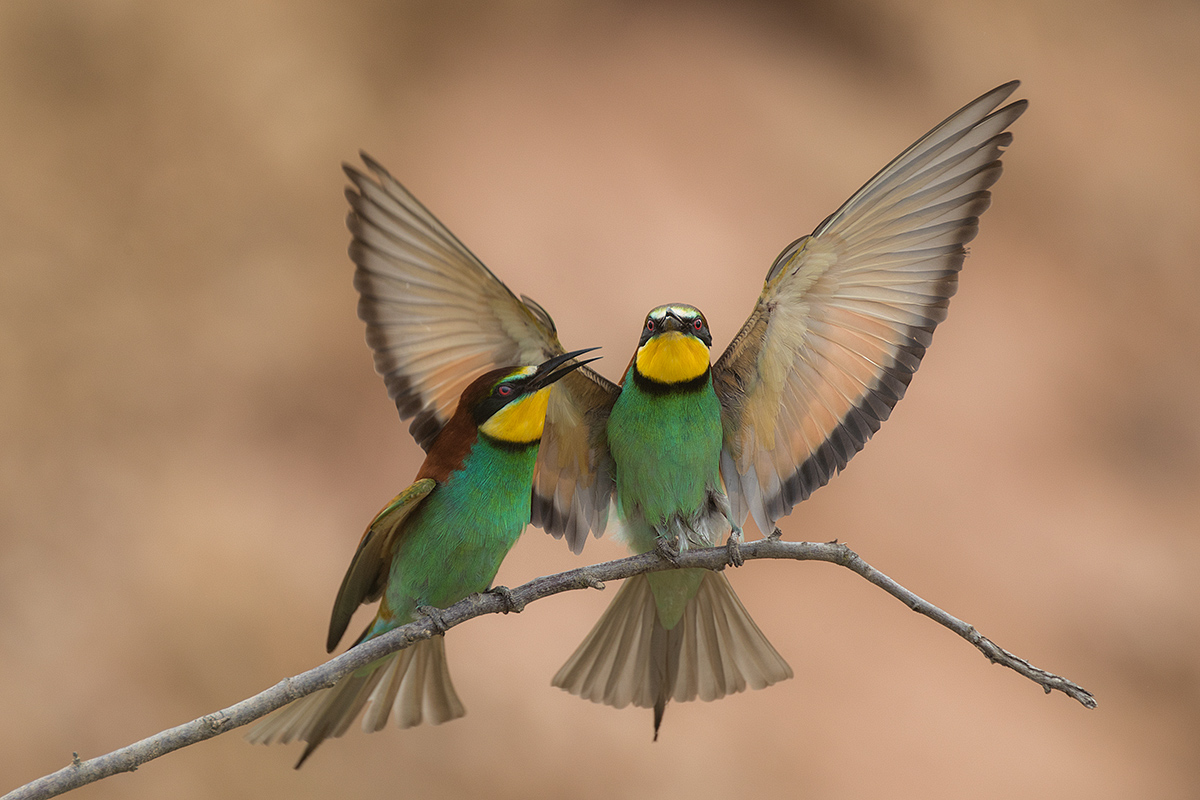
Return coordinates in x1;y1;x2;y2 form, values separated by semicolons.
3;539;1096;800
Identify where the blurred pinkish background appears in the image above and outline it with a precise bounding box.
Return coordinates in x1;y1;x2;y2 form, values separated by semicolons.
2;2;1198;798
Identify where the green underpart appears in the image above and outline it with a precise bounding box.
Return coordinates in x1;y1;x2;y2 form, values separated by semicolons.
365;435;539;642
608;366;724;628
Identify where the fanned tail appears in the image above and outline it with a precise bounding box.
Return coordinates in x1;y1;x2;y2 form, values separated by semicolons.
246;636;465;767
552;571;792;737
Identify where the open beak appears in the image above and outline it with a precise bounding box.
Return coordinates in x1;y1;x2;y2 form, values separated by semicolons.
530;347;601;391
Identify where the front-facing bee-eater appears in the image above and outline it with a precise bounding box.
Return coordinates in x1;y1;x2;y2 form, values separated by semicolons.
247;350;596;766
337;82;1027;735
555;301;790;737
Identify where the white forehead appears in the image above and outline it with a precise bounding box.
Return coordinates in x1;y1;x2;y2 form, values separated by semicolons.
506;365;538;380
648;304;702;319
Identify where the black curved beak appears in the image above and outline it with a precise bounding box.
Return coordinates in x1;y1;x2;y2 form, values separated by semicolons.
530;347;601;391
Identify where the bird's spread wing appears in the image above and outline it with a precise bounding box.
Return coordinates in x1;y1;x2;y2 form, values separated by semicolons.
327;477;435;652
345;155;618;553
713;82;1027;536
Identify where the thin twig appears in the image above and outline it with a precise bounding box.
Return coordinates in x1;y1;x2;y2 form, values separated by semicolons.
3;540;1095;800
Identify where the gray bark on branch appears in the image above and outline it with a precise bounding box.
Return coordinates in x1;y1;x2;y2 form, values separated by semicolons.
3;538;1096;800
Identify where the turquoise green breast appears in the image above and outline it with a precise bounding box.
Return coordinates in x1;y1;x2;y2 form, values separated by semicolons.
607;370;723;535
383;437;537;623
608;370;723;629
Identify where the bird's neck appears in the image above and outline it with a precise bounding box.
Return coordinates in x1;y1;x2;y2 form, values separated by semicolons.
629;363;712;396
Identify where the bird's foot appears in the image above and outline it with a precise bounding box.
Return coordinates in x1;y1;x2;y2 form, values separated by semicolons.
655;535;682;567
724;529;744;568
768;527;784;542
416;605;449;635
488;585;525;614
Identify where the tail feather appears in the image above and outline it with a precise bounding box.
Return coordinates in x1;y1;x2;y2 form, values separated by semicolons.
649;616;676;738
673;571;793;703
246;636;465;767
600;580;658;708
393;635;465;729
553;571;791;734
362;649;405;732
553;574;657;709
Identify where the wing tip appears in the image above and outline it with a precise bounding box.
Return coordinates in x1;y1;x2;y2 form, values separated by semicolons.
357;150;388;177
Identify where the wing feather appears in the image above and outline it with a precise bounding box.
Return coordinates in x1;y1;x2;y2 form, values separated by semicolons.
714;82;1027;535
327;478;436;653
345;155;618;551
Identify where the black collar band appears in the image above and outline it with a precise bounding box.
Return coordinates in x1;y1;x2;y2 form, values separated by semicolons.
630;364;711;396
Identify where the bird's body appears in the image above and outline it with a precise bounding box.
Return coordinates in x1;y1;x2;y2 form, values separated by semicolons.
248;353;593;766
608;355;723;625
326;80;1028;737
375;435;540;627
557;307;790;734
610;355;723;546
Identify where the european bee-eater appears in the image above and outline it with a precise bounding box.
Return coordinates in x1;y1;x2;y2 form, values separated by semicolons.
334;82;1027;735
247;350;595;766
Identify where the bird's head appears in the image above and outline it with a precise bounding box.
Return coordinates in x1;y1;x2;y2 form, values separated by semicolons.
465;348;598;445
418;349;597;480
634;304;712;385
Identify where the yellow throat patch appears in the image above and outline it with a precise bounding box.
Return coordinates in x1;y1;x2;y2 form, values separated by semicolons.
635;331;711;384
479;386;551;444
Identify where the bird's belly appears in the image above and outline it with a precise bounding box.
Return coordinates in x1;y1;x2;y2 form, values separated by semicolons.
608;384;725;551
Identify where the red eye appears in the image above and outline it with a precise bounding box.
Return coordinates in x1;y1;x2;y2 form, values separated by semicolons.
693;318;703;331
497;384;513;396
646;319;655;331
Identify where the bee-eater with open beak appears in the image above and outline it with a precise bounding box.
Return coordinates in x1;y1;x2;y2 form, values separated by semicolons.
247;350;596;766
333;82;1027;736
